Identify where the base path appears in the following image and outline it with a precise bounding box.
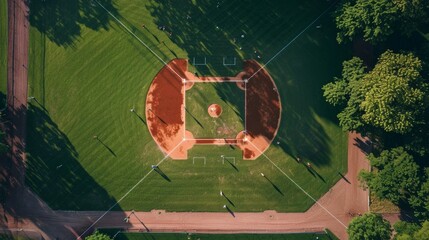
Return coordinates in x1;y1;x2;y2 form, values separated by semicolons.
146;59;281;160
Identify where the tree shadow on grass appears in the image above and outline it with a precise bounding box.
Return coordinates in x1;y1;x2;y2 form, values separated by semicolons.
29;0;120;47
213;82;245;122
146;0;329;76
146;0;346;167
267;16;349;167
1;103;130;239
25;103;119;211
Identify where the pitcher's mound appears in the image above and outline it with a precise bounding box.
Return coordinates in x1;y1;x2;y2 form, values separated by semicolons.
208;104;222;118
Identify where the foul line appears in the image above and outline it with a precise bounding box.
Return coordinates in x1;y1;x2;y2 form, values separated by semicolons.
94;0;184;81
183;80;186;139
184;79;246;83
244;80;247;133
247;140;348;229
77;139;185;239
246;1;339;82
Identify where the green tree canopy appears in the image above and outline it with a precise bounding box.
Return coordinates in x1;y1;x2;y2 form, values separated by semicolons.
347;213;392;240
335;0;429;44
85;231;111;240
395;221;429;240
393;221;420;240
414;221;429;240
323;51;428;134
409;168;429;219
359;147;420;204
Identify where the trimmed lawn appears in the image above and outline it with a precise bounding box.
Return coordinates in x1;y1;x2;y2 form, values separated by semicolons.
26;0;349;211
185;82;244;139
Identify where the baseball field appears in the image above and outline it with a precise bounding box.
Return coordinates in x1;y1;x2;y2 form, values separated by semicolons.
25;0;348;213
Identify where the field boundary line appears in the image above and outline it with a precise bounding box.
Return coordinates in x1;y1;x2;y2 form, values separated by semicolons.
247;140;348;229
78;139;186;239
94;0;184;81
183;81;186;139
192;156;206;165
184;79;245;83
246;0;339;82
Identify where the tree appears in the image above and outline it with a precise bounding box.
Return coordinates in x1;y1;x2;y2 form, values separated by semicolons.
335;0;429;44
323;51;428;134
335;0;397;44
347;213;392;240
393;221;420;240
322;57;367;132
409;168;429;219
360;51;427;134
359;147;420;204
85;231;111;240
395;221;429;240
414;221;429;240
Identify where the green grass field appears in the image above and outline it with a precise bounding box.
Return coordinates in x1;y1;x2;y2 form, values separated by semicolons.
100;231;338;240
185;82;244;138
26;0;349;212
0;0;7;107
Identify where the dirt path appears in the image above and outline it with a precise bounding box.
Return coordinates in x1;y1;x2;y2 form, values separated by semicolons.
2;0;31;235
6;0;28;179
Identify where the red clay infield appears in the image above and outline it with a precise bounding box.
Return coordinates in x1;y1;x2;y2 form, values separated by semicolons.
146;59;281;160
208;104;222;118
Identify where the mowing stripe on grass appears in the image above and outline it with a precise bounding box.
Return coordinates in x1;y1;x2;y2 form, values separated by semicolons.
247;0;339;82
78;139;185;239
247;140;348;229
94;0;184;81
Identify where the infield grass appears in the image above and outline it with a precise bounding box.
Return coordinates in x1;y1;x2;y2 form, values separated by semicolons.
26;0;349;212
185;82;244;139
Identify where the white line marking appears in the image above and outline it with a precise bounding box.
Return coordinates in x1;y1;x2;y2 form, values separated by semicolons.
247;140;348;229
185;79;246;83
244;80;247;133
183;81;186;139
78;139;185;239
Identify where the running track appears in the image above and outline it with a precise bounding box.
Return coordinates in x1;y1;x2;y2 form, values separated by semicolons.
1;0;370;239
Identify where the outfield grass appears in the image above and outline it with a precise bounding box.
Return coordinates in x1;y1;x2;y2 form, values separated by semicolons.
26;0;349;212
101;231;338;240
0;0;7;107
185;82;244;138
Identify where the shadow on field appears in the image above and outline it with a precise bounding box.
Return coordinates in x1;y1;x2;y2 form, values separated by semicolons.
146;0;343;167
1;101;130;239
25;103;119;211
267;15;348;167
213;82;245;122
146;0;327;76
29;0;119;47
